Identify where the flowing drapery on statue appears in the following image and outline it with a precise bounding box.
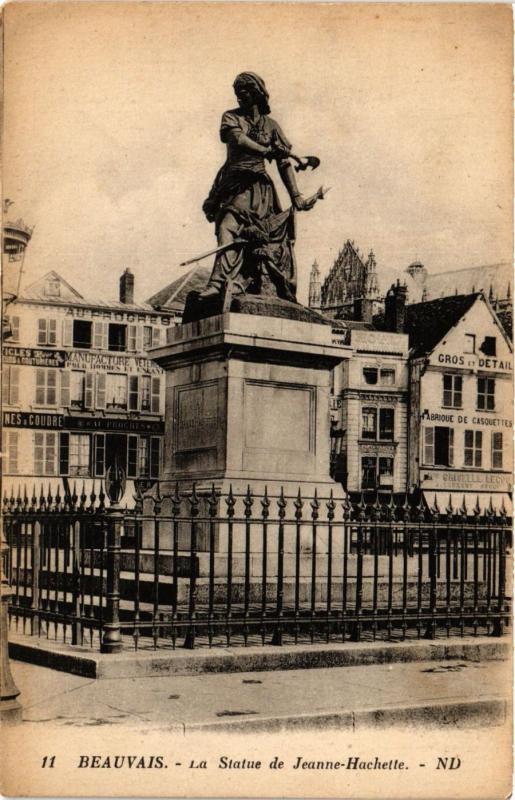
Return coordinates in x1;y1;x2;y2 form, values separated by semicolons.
183;72;325;320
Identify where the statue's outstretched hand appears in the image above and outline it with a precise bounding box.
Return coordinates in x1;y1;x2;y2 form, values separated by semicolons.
293;193;319;212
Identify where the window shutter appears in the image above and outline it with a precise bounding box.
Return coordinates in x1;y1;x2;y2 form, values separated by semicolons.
84;372;95;409
127;325;137;352
60;371;70;406
10;366;20;405
45;433;57;475
59;432;70;476
448;428;454;466
93;321;104;349
424;427;434;465
94;434;106;477
127;435;138;478
37;319;47;345
47;370;57;405
48;319;57;345
151;377;160;413
136;325;143;353
35;369;45;405
34;433;44;474
11;316;20;341
96;373;106;409
62;318;73;347
152;327;161;347
3;367;10;406
150;437;160;478
129;375;139;410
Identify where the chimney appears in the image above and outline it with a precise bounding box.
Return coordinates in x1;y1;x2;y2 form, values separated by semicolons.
385;280;407;333
119;268;135;304
353;297;374;323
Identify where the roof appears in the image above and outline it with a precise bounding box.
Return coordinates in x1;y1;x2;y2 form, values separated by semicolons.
146;266;211;311
403;261;512;305
425;262;512;301
403;293;479;357
495;307;512;340
19;270;160;314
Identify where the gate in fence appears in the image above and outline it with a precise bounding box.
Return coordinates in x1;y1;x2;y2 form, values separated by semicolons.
4;482;511;652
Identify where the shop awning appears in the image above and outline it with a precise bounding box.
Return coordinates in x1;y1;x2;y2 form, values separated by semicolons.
423;490;512;517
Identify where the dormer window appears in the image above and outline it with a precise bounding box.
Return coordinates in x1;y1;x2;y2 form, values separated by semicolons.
45;279;60;297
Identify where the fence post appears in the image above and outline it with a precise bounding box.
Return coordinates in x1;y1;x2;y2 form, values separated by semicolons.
100;507;123;654
0;501;22;723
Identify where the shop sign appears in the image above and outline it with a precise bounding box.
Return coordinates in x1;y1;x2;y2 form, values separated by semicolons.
3;411;164;435
434;353;512;371
66;351;162;375
421;468;511;493
3;347;66;367
419;409;512;429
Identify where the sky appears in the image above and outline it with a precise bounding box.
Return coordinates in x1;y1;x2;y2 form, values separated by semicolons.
3;3;513;306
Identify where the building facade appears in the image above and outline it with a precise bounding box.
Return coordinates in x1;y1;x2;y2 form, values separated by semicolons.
3;269;176;494
331;327;409;494
405;293;513;512
311;240;381;321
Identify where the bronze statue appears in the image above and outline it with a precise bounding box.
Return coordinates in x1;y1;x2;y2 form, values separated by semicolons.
184;72;326;315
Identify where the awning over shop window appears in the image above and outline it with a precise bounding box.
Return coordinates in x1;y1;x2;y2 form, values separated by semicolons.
422;490;512;517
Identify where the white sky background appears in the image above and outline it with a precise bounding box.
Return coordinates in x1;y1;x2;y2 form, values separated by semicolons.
3;3;513;305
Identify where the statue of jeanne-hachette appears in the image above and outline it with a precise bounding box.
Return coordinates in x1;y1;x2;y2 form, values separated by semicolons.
197;72;325;305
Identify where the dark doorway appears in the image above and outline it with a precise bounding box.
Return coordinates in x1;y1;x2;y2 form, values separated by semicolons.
105;434;127;475
434;426;452;466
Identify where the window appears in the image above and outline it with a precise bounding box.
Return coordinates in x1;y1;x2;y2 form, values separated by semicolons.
68;434;91;477
70;371;85;408
35;369;57;405
378;457;394;486
6;431;19;474
3;366;20;405
138;437;149;477
477;377;495;410
361;457;377;489
108;323;127;352
480;336;496;357
143;326;153;350
363;368;378;385
151;377;160;413
152;327;161;347
464;430;482;467
362;407;377;439
380;368;395;386
443;374;463;408
492;432;503;469
140;375;151;411
44;279;60;297
106;373;127;409
127;325;137;352
379;408;394;441
128;436;138;478
464;334;476;354
37;318;57;346
73;320;92;349
34;432;57;476
424;426;454;466
7;316;20;342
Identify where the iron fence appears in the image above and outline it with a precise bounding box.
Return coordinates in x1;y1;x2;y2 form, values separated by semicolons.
3;482;512;652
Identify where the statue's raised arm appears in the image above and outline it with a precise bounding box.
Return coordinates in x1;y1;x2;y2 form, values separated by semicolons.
187;72;326;318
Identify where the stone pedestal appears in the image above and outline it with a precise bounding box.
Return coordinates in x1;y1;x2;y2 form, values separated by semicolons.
153;312;350;502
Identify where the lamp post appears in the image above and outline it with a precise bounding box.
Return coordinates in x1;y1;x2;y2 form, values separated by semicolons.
0;203;31;723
